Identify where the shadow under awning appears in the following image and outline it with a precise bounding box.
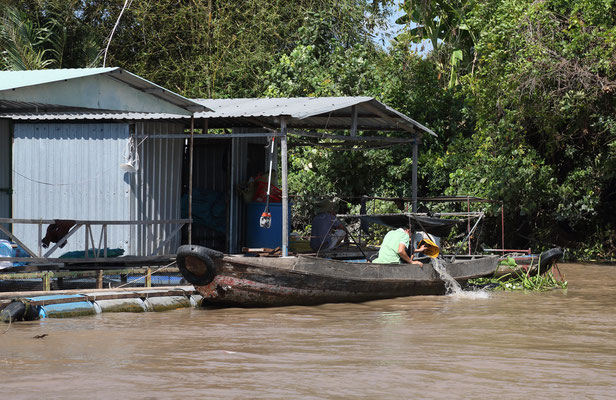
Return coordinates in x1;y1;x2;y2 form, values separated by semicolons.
343;214;462;237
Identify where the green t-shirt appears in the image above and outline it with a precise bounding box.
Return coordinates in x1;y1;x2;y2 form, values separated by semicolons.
372;228;410;264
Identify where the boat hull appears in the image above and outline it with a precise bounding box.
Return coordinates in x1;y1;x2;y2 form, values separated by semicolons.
177;247;499;307
495;248;563;277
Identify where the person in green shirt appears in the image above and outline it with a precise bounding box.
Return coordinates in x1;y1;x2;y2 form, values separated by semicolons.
372;227;427;266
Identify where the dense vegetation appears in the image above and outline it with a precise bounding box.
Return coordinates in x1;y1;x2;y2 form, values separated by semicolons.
1;0;614;260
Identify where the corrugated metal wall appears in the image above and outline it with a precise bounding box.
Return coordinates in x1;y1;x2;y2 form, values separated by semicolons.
130;122;185;256
0;119;10;240
12;122;132;255
11;121;186;257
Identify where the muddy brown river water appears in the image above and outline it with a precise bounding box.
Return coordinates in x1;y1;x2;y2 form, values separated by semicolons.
1;263;615;399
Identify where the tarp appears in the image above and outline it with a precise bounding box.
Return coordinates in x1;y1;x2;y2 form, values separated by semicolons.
352;214;462;237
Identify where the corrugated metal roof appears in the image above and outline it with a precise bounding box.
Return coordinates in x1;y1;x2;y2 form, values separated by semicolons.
0;67;115;91
1;97;436;136
1;110;170;121
191;97;435;136
0;68;208;114
192;97;372;118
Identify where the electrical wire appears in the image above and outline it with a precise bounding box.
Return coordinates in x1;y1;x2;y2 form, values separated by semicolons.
12;165;116;186
103;0;135;67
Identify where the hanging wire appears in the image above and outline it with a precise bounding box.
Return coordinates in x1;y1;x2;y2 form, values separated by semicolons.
103;0;135;67
12;165;117;186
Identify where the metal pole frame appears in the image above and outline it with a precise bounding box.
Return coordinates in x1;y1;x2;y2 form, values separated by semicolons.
280;117;289;257
412;139;418;212
501;202;505;255
188;115;195;244
467;197;471;255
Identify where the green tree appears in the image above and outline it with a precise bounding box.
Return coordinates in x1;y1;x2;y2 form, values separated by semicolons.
398;0;477;87
0;4;64;69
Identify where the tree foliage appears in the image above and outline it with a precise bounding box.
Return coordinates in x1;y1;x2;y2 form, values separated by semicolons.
1;0;615;258
0;4;65;69
420;0;616;256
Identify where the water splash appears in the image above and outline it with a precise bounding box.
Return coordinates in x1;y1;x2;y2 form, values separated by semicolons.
431;258;462;294
431;258;490;299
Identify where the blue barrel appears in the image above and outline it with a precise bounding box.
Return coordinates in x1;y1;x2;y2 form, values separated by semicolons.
27;294;95;318
245;202;291;249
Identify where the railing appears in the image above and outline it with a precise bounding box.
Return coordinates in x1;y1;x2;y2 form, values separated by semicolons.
0;218;191;260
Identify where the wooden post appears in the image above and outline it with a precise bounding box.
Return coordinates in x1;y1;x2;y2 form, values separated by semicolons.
43;272;50;291
145;267;152;288
96;270;103;289
412;139;418;212
188;115;195;245
280;117;289;257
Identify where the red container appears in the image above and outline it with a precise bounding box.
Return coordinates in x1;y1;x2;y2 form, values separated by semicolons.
253;181;282;202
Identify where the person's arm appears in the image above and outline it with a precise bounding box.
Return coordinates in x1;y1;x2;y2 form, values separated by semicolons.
414;244;427;254
397;243;424;266
409;244;428;267
397;243;412;263
398;243;426;267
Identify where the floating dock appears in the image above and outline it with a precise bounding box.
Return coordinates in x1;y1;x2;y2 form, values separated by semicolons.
0;286;201;322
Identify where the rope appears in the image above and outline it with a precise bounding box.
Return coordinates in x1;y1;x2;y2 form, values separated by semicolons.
115;261;177;288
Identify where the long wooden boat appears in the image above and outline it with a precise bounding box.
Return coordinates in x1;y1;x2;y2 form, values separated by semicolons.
176;245;499;307
434;248;563;278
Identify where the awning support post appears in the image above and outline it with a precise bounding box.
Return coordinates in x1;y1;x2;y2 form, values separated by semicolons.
188;115;195;245
350;105;358;137
280;117;289;257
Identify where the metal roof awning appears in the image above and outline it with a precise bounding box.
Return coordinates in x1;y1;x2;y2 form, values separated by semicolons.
0;96;435;138
192;97;436;137
0;68;208;115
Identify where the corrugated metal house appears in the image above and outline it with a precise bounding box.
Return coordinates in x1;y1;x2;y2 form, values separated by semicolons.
0;68;207;257
0;68;436;258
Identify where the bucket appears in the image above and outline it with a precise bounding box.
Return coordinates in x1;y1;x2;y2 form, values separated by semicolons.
418;238;440;258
